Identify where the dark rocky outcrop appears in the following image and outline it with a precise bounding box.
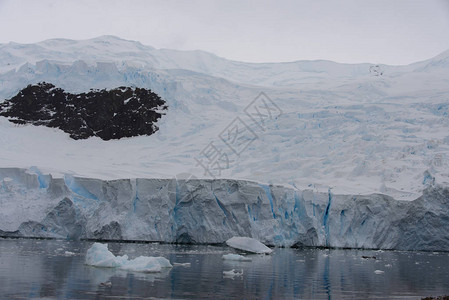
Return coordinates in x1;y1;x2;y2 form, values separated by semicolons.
0;82;167;140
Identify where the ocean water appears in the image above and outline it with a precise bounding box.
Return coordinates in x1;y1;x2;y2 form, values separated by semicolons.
0;238;448;299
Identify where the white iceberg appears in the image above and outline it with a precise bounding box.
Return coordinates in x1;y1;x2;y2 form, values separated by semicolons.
173;262;191;267
85;243;125;268
85;243;172;273
222;254;252;261
223;269;243;279
225;237;273;254
100;281;112;287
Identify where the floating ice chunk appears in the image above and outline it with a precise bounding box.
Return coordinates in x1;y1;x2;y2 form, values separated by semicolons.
85;243;172;272
226;237;272;254
374;270;385;274
64;251;76;256
173;262;191;267
223;269;243;278
119;256;172;273
222;254;252;261
85;243;125;268
100;281;112;287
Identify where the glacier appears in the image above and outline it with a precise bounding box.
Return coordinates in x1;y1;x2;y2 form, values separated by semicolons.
1;36;449;252
1;167;448;251
1;36;449;200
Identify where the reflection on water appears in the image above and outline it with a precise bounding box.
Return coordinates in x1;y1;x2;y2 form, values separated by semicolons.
0;239;448;299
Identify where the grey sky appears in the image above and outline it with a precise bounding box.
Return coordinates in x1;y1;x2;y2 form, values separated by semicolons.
1;0;448;65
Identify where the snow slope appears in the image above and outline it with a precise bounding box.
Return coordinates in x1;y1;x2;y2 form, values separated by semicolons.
1;36;449;200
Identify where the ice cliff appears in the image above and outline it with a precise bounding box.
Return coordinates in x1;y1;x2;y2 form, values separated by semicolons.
1;168;448;251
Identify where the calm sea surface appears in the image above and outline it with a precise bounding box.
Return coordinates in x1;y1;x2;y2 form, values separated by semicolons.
0;238;448;299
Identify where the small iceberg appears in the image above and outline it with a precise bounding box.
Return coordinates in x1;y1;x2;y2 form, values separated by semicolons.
223;269;243;279
222;254;252;261
374;270;385;274
85;243;172;273
100;281;112;287
226;237;273;254
173;262;191;267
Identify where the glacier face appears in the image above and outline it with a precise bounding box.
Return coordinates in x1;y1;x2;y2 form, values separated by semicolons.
1;168;448;251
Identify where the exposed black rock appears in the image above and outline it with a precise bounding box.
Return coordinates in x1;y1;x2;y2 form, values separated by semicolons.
0;82;167;140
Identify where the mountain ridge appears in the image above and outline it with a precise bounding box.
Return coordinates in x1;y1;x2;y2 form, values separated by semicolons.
2;35;449;82
4;35;448;65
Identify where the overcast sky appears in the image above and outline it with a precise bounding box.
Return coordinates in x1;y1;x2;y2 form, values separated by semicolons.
1;0;448;65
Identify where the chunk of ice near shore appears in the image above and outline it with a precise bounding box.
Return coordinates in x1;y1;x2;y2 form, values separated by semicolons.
85;242;172;273
226;237;273;254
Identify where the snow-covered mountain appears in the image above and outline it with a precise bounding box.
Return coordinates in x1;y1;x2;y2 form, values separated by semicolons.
1;35;449;201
